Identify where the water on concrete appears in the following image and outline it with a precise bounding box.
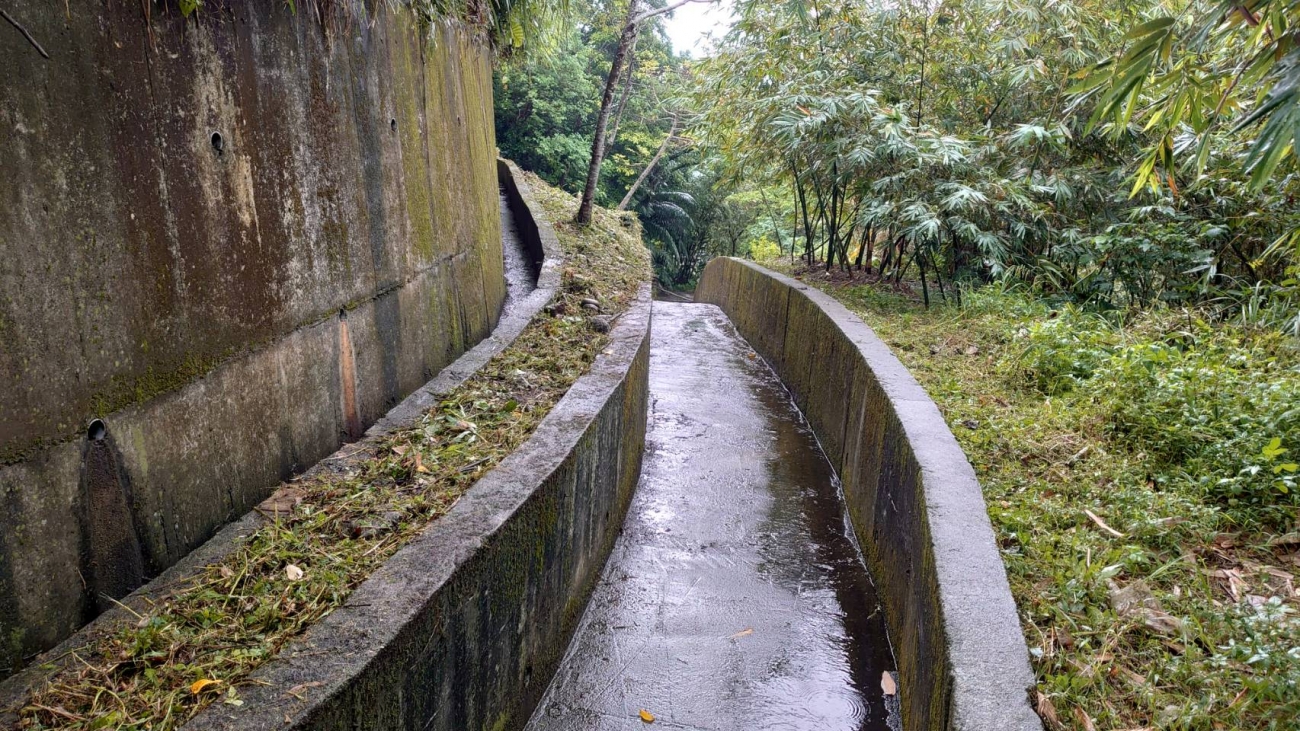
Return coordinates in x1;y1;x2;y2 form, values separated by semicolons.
527;302;899;731
500;188;540;318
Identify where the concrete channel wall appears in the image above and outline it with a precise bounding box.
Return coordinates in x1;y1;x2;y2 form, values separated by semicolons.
0;2;502;673
696;258;1041;731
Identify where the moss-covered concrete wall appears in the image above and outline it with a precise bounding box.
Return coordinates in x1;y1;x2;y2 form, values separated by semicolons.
697;258;1041;731
0;1;503;675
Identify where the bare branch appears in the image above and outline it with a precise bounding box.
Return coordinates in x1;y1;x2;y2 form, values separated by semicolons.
2;8;50;59
632;0;716;27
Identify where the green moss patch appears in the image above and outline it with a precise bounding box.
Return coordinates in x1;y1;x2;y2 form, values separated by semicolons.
16;174;648;730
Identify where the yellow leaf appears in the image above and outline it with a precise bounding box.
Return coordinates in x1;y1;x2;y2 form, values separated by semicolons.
729;628;753;638
881;671;896;696
638;709;655;723
285;564;304;581
190;678;221;695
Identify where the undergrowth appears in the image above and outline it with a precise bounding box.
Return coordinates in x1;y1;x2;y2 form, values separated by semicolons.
12;172;647;730
796;269;1300;731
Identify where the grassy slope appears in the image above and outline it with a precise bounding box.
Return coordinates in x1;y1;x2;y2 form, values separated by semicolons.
17;174;648;730
787;267;1300;731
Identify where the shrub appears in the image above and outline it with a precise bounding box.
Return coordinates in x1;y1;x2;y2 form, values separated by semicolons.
1015;305;1121;395
1013;304;1300;521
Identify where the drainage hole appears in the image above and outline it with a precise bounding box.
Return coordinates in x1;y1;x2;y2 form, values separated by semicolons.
211;132;224;155
87;419;107;442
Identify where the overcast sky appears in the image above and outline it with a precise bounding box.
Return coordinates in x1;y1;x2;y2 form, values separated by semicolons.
660;0;734;58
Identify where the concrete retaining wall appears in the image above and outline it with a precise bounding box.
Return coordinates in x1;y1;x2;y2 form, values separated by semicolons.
697;258;1041;731
0;2;503;673
1;163;653;731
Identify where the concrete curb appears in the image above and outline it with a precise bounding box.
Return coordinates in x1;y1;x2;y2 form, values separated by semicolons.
696;258;1041;731
1;162;648;731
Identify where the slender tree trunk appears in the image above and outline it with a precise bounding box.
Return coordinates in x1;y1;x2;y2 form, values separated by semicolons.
758;186;786;254
604;36;639;150
576;0;641;224
576;0;704;224
793;163;816;266
617;113;678;210
918;253;930;308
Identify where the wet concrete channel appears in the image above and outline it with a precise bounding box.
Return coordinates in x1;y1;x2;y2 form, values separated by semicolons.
527;303;899;731
500;187;541;312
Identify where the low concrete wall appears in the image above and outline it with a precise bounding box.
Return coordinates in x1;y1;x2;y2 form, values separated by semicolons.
697;258;1040;731
0;1;502;673
187;287;650;731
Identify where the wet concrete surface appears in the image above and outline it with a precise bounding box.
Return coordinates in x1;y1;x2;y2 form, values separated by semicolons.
500;188;540;317
527;303;898;731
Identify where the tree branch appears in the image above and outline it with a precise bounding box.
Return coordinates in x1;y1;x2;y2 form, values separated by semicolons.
2;8;50;59
618;113;680;210
632;0;715;27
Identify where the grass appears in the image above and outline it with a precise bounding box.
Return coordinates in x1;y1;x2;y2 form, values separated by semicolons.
14;172;648;730
785;266;1300;731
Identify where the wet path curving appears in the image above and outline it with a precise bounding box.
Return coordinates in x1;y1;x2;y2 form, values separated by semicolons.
527;303;898;731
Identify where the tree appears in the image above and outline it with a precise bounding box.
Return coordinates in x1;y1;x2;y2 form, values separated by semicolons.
575;0;715;224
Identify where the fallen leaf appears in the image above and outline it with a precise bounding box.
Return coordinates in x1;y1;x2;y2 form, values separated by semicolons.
1109;580;1182;634
414;453;429;474
285;564;304;581
639;709;655;723
391;444;409;456
729;628;753;638
286;681;325;700
1035;691;1062;730
1073;706;1098;731
880;671;896;696
256;487;306;519
190;678;222;695
1142;609;1183;635
1267;532;1300;547
1084;509;1125;538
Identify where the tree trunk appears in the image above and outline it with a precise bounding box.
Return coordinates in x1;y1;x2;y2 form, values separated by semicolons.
604;36;639;151
617;112;678;210
576;0;641;225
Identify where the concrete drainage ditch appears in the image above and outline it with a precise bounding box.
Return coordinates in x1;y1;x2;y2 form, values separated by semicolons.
3;197;1038;731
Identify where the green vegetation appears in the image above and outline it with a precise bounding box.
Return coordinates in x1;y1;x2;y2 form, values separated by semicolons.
790;268;1300;730
15;173;648;730
170;0;574;55
492;0;760;287
686;1;1300;323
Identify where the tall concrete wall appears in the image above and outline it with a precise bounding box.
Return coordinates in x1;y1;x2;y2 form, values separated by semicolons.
697;258;1041;731
0;1;503;675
